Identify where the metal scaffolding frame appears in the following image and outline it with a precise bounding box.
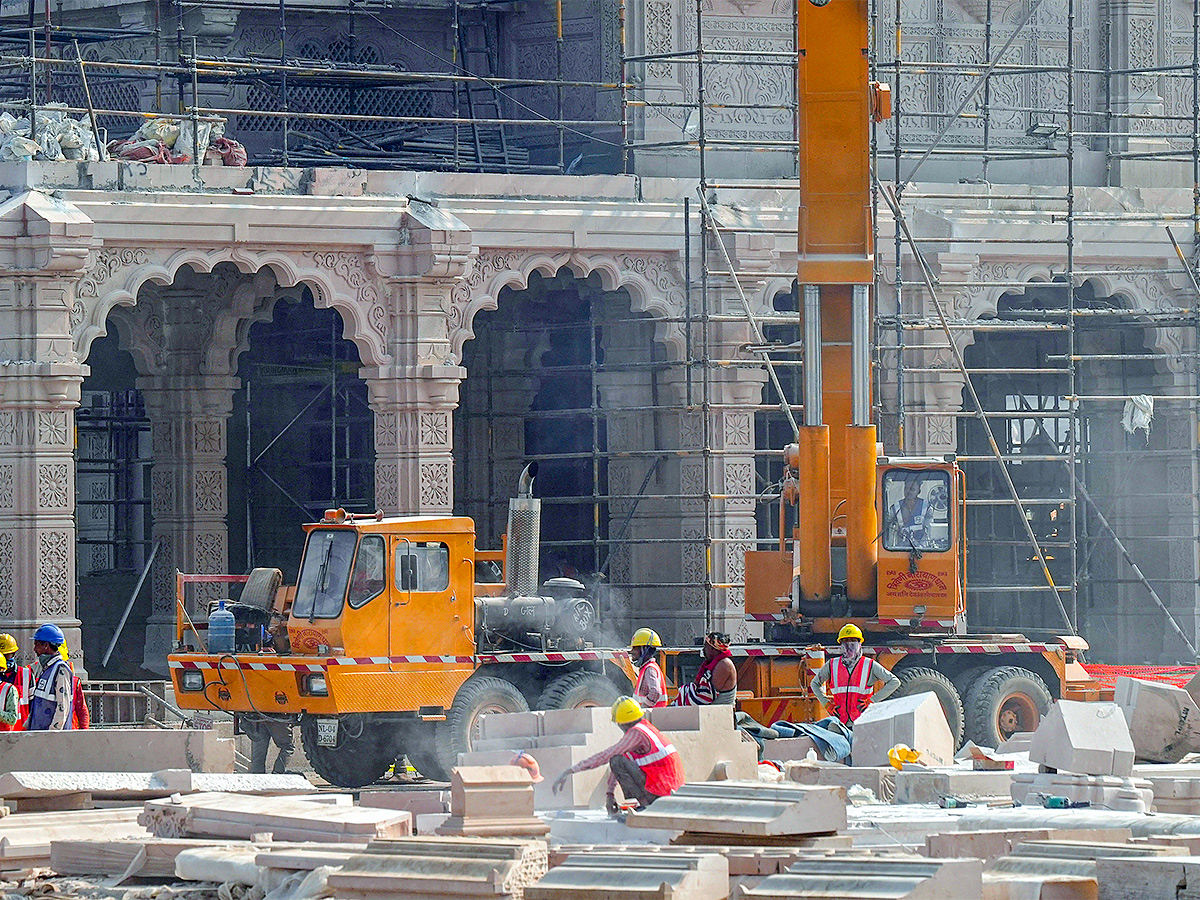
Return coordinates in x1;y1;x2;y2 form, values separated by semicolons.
2;1;1197;654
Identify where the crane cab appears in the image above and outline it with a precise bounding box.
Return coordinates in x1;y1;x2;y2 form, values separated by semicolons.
875;460;966;628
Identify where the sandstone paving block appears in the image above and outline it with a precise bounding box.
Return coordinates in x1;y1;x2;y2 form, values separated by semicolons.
996;733;1035;754
626;782;847;838
525;850;729;900
542;707;624;742
324;836;548;900
51;837;260;878
784;762;895;801
140;792;411;842
955;806;1200;839
437;765;549;837
481;711;544;742
1010;772;1153;812
925;829;1133;864
461;745;611;811
760;736;821;762
0;808;148;867
0;729;233;775
1030;701;1135;777
1096;855;1200;900
852;692;955;768
1115;677;1200;764
740;855;983;900
0;770;312;801
894;767;1015;804
360;790;450;815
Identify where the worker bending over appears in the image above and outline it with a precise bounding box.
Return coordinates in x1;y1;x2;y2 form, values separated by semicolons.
551;696;684;815
672;631;737;705
28;623;73;730
811;624;900;725
629;628;667;708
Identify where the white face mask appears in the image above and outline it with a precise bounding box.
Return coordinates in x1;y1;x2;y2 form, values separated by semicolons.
841;640;862;661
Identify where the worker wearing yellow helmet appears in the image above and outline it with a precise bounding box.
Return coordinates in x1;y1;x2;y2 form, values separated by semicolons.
551;695;684;816
0;633;30;731
629;628;667;709
810;623;900;725
0;653;17;729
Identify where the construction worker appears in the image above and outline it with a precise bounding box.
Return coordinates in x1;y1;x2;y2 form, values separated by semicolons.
0;633;31;730
811;624;900;726
630;628;667;708
671;631;737;706
242;714;297;774
0;654;18;729
58;643;90;729
551;696;684;815
27;623;73;730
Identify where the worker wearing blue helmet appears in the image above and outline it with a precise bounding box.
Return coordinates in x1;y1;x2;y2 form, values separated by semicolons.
28;623;73;730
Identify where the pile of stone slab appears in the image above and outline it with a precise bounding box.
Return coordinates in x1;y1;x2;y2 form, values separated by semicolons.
527;849;728;900
139;791;413;842
0;807;147;869
627;781;848;845
462;705;757;809
1011;699;1153;811
0;769;314;811
257;836;549;900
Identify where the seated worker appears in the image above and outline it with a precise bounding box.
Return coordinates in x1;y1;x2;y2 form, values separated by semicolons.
810;624;900;726
671;631;736;706
629;628;667;708
551;696;684;815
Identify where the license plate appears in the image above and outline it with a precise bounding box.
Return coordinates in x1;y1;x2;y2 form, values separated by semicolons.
190;714;214;731
316;718;338;747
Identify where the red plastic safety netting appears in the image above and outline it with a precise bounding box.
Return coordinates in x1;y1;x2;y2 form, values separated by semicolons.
1083;663;1200;690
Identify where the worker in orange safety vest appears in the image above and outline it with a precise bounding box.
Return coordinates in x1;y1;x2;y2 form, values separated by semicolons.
551;696;684;815
0;633;31;730
811;624;900;725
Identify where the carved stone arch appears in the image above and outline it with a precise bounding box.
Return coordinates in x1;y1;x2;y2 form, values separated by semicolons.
762;276;796;310
206;269;298;377
74;244;394;371
1080;268;1194;379
448;248;690;364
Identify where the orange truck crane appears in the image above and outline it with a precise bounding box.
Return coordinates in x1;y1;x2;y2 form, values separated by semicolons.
167;0;1107;788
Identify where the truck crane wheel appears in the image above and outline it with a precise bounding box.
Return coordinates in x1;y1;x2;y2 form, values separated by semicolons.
892;667;965;747
537;671;621;711
951;665;992;707
433;676;530;779
299;713;397;788
964;666;1052;748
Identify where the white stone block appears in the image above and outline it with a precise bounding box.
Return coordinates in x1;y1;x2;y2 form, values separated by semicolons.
1010;771;1153;812
894;767;1015;804
1115;676;1200;763
852;691;955;767
0;729;233;775
1030;701;1135;777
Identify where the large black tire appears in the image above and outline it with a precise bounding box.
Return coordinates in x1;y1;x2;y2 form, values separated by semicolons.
300;714;397;788
951;665;992;708
433;676;530;778
893;666;965;747
964;666;1053;749
537;670;622;711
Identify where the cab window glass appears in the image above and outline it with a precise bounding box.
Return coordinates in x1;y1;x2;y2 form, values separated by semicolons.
293;529;356;618
883;470;951;553
348;534;386;609
395;541;450;592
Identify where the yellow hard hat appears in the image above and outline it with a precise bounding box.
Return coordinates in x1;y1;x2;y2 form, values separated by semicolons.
837;623;864;643
611;695;645;725
0;634;17;656
630;628;662;649
0;653;7;671
888;743;921;770
59;644;69;662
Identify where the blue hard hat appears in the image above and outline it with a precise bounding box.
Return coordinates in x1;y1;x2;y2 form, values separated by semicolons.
33;623;64;646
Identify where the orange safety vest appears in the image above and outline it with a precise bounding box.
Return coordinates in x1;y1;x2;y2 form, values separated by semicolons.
828;656;874;724
0;666;32;731
627;720;685;797
634;660;668;708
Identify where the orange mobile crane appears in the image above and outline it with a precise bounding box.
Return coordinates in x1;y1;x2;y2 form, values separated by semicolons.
167;0;1106;788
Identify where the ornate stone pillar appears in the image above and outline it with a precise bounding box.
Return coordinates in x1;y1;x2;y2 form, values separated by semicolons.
139;376;237;668
0;192;93;671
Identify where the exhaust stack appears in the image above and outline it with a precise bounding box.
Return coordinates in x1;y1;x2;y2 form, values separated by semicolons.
506;464;541;597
